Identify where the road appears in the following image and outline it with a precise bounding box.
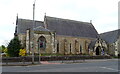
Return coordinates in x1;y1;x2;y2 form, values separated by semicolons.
2;59;119;72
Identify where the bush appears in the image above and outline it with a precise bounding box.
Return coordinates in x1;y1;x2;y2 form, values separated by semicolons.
0;45;6;53
7;36;22;57
19;49;26;56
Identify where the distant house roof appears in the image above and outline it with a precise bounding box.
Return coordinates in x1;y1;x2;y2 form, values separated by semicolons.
45;16;98;38
16;18;44;34
100;29;120;44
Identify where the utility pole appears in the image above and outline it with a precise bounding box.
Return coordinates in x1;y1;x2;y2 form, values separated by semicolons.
32;0;36;64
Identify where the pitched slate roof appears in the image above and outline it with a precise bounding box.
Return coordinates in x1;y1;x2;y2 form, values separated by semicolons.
16;18;44;34
88;39;97;49
100;29;120;44
88;38;105;49
45;16;98;38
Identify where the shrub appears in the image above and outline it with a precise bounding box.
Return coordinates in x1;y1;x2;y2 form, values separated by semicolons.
19;49;26;56
0;45;6;53
7;36;22;57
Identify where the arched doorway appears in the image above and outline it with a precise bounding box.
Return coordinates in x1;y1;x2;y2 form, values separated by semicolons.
96;46;101;55
38;36;46;51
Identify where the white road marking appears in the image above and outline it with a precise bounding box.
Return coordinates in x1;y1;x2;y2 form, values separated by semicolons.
100;67;119;71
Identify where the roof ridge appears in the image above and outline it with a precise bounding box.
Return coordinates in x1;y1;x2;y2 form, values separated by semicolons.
46;16;91;24
18;18;43;22
100;29;120;35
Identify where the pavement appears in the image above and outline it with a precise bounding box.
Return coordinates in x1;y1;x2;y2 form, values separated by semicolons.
1;59;119;66
2;59;119;72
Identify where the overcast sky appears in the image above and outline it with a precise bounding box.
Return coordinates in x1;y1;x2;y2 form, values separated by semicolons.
0;0;119;46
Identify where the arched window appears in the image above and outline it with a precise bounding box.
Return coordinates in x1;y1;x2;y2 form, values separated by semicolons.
38;36;46;50
70;43;72;54
80;45;82;53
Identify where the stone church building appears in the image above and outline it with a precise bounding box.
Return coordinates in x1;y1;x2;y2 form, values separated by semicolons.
100;29;120;56
14;15;112;56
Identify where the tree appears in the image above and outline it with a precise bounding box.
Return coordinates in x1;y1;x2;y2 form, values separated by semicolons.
7;36;22;57
1;45;6;53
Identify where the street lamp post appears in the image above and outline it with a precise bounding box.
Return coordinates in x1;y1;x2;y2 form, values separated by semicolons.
32;0;36;64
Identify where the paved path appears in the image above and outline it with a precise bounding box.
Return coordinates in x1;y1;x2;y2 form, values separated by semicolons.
2;59;119;72
2;59;117;66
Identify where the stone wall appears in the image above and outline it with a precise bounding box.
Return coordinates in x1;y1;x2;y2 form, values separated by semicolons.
18;34;26;48
93;39;108;55
108;44;115;56
33;33;54;54
56;35;92;55
118;36;120;55
114;37;120;56
32;33;94;55
107;37;120;56
18;32;98;55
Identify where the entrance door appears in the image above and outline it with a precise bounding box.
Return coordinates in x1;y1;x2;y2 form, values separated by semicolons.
96;46;100;55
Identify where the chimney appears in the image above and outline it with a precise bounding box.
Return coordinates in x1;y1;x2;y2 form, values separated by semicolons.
90;20;92;23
